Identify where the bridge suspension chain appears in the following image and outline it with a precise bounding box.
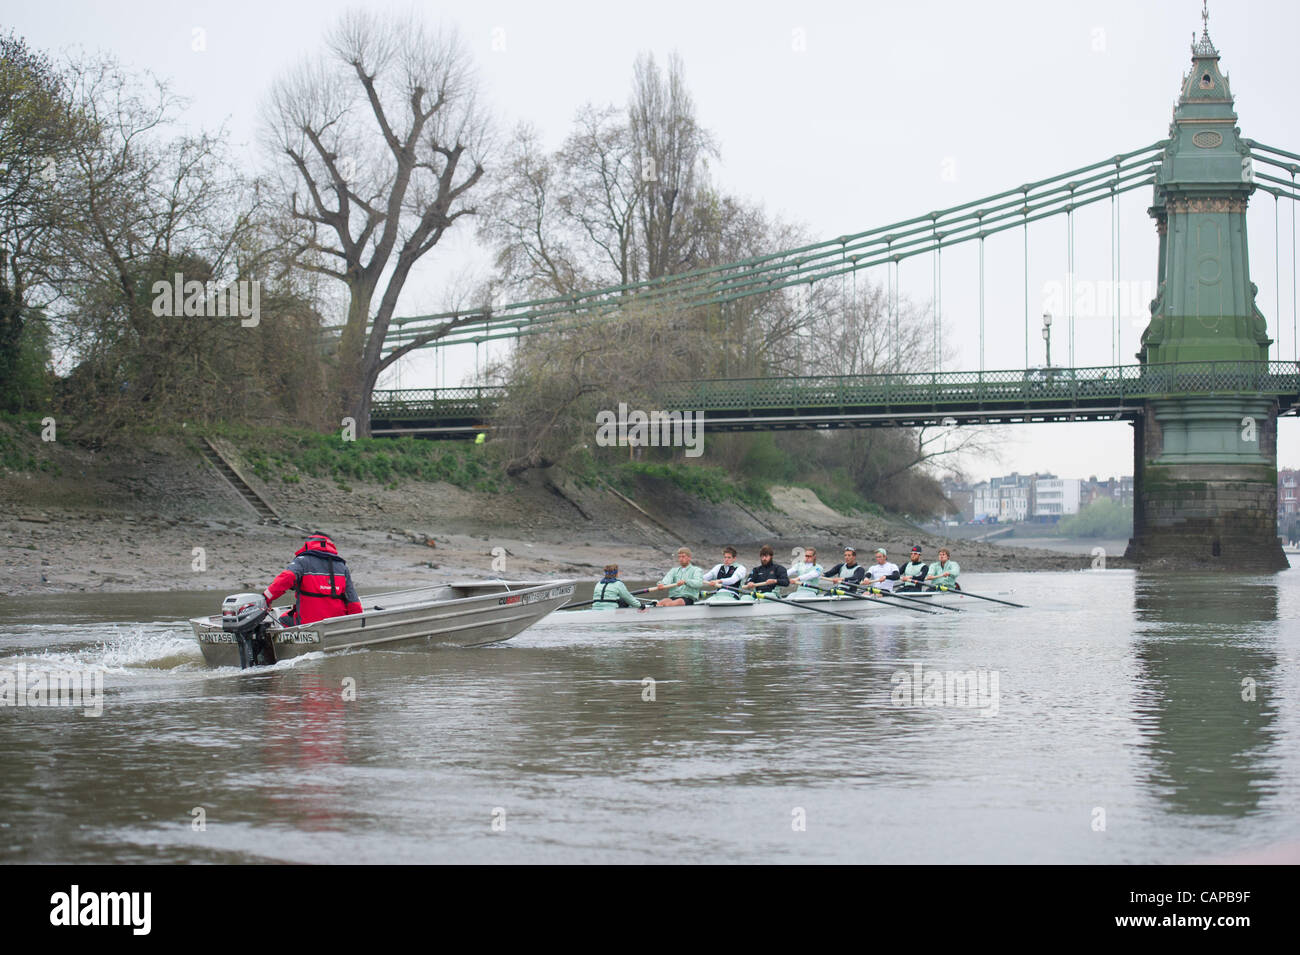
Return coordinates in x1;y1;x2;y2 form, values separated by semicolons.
934;240;942;373
979;234;985;372
1067;201;1075;368
1110;191;1116;368
376;141;1300;358
385;168;1160;353
1116;178;1123;364
1237;142;1300;361
1023;205;1029;371
377;142;1168;354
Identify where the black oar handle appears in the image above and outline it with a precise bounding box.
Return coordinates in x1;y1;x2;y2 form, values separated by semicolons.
716;584;855;620
872;586;964;612
809;581;939;615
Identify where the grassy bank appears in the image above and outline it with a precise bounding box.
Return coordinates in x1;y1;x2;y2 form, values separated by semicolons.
0;418;61;475
210;426;503;493
2;416;884;520
580;454;876;516
608;459;773;508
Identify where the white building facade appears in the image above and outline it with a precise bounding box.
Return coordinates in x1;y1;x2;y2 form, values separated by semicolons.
1032;478;1081;519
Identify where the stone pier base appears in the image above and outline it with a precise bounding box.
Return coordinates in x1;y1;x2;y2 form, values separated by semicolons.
1124;399;1287;571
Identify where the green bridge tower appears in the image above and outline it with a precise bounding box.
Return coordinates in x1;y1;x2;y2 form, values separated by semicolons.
1125;14;1286;570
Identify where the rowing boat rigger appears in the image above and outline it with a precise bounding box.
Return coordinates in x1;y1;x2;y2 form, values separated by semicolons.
528;588;995;628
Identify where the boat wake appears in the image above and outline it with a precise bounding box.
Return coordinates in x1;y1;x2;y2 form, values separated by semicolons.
197;648;334;676
0;626;205;675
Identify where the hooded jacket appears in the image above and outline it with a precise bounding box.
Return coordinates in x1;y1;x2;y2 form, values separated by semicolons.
264;534;363;625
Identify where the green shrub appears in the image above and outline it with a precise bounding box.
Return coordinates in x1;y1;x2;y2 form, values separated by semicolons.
210;425;502;493
1056;498;1133;537
614;460;772;509
0;425;60;474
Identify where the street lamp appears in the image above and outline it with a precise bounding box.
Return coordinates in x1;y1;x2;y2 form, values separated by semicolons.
1042;312;1053;368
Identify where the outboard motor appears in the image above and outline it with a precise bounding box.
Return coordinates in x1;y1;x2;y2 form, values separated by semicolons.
220;593;278;669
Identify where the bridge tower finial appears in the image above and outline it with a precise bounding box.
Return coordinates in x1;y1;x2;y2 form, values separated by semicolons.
1193;0;1217;57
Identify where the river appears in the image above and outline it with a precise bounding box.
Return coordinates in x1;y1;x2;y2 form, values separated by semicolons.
1;567;1297;863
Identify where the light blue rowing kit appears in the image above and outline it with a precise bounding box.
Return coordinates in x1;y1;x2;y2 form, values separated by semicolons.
787;560;824;598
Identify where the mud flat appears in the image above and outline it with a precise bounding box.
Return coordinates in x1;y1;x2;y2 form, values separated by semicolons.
2;435;1109;597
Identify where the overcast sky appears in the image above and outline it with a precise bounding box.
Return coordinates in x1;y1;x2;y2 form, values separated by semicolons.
10;0;1300;482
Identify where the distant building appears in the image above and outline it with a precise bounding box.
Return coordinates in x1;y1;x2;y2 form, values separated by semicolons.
970;480;995;522
940;478;976;523
965;472;1038;522
1081;474;1135;509
1031;477;1081;521
946;472;1132;525
996;475;1032;522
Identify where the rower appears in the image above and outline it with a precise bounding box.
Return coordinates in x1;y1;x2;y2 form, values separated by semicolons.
865;548;901;593
740;545;789;597
649;547;705;606
702;546;747;600
787;546;823;600
824;547;866;593
590;564;644;610
925;548;961;591
898;546;929;592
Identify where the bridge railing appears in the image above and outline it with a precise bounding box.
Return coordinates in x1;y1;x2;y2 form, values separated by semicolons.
370;385;502;417
370;361;1300;420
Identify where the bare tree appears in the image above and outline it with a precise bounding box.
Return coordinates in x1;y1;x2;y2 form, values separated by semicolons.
629;52;716;280
478;124;583;299
481;50;721;302
559;104;642;287
487;299;707;474
264;9;491;432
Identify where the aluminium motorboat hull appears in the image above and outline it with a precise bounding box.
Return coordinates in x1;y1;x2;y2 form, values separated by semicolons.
190;579;576;667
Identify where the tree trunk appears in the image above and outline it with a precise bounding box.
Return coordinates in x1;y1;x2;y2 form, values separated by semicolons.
337;287;374;434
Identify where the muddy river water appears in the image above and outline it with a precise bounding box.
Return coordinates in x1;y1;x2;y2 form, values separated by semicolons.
1;568;1297;863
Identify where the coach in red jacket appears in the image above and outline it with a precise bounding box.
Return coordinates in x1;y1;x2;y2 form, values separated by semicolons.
263;533;363;625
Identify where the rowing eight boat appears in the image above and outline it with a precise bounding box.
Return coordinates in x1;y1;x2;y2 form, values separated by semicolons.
528;588;997;628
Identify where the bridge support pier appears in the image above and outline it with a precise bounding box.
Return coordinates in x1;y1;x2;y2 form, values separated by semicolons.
1125;398;1286;570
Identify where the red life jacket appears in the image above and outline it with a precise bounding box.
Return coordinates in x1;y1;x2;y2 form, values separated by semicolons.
267;535;362;624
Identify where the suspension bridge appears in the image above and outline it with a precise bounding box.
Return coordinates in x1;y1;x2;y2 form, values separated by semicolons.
369;14;1299;569
370;363;1300;436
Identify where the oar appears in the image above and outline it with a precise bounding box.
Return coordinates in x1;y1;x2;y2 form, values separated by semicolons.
924;584;1025;609
866;585;964;612
562;586;655;611
717;584;855;621
809;582;940;616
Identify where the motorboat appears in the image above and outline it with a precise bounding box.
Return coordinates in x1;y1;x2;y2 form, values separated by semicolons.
190;579;577;667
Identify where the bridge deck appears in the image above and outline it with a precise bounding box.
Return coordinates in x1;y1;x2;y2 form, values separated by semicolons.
370;361;1300;438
